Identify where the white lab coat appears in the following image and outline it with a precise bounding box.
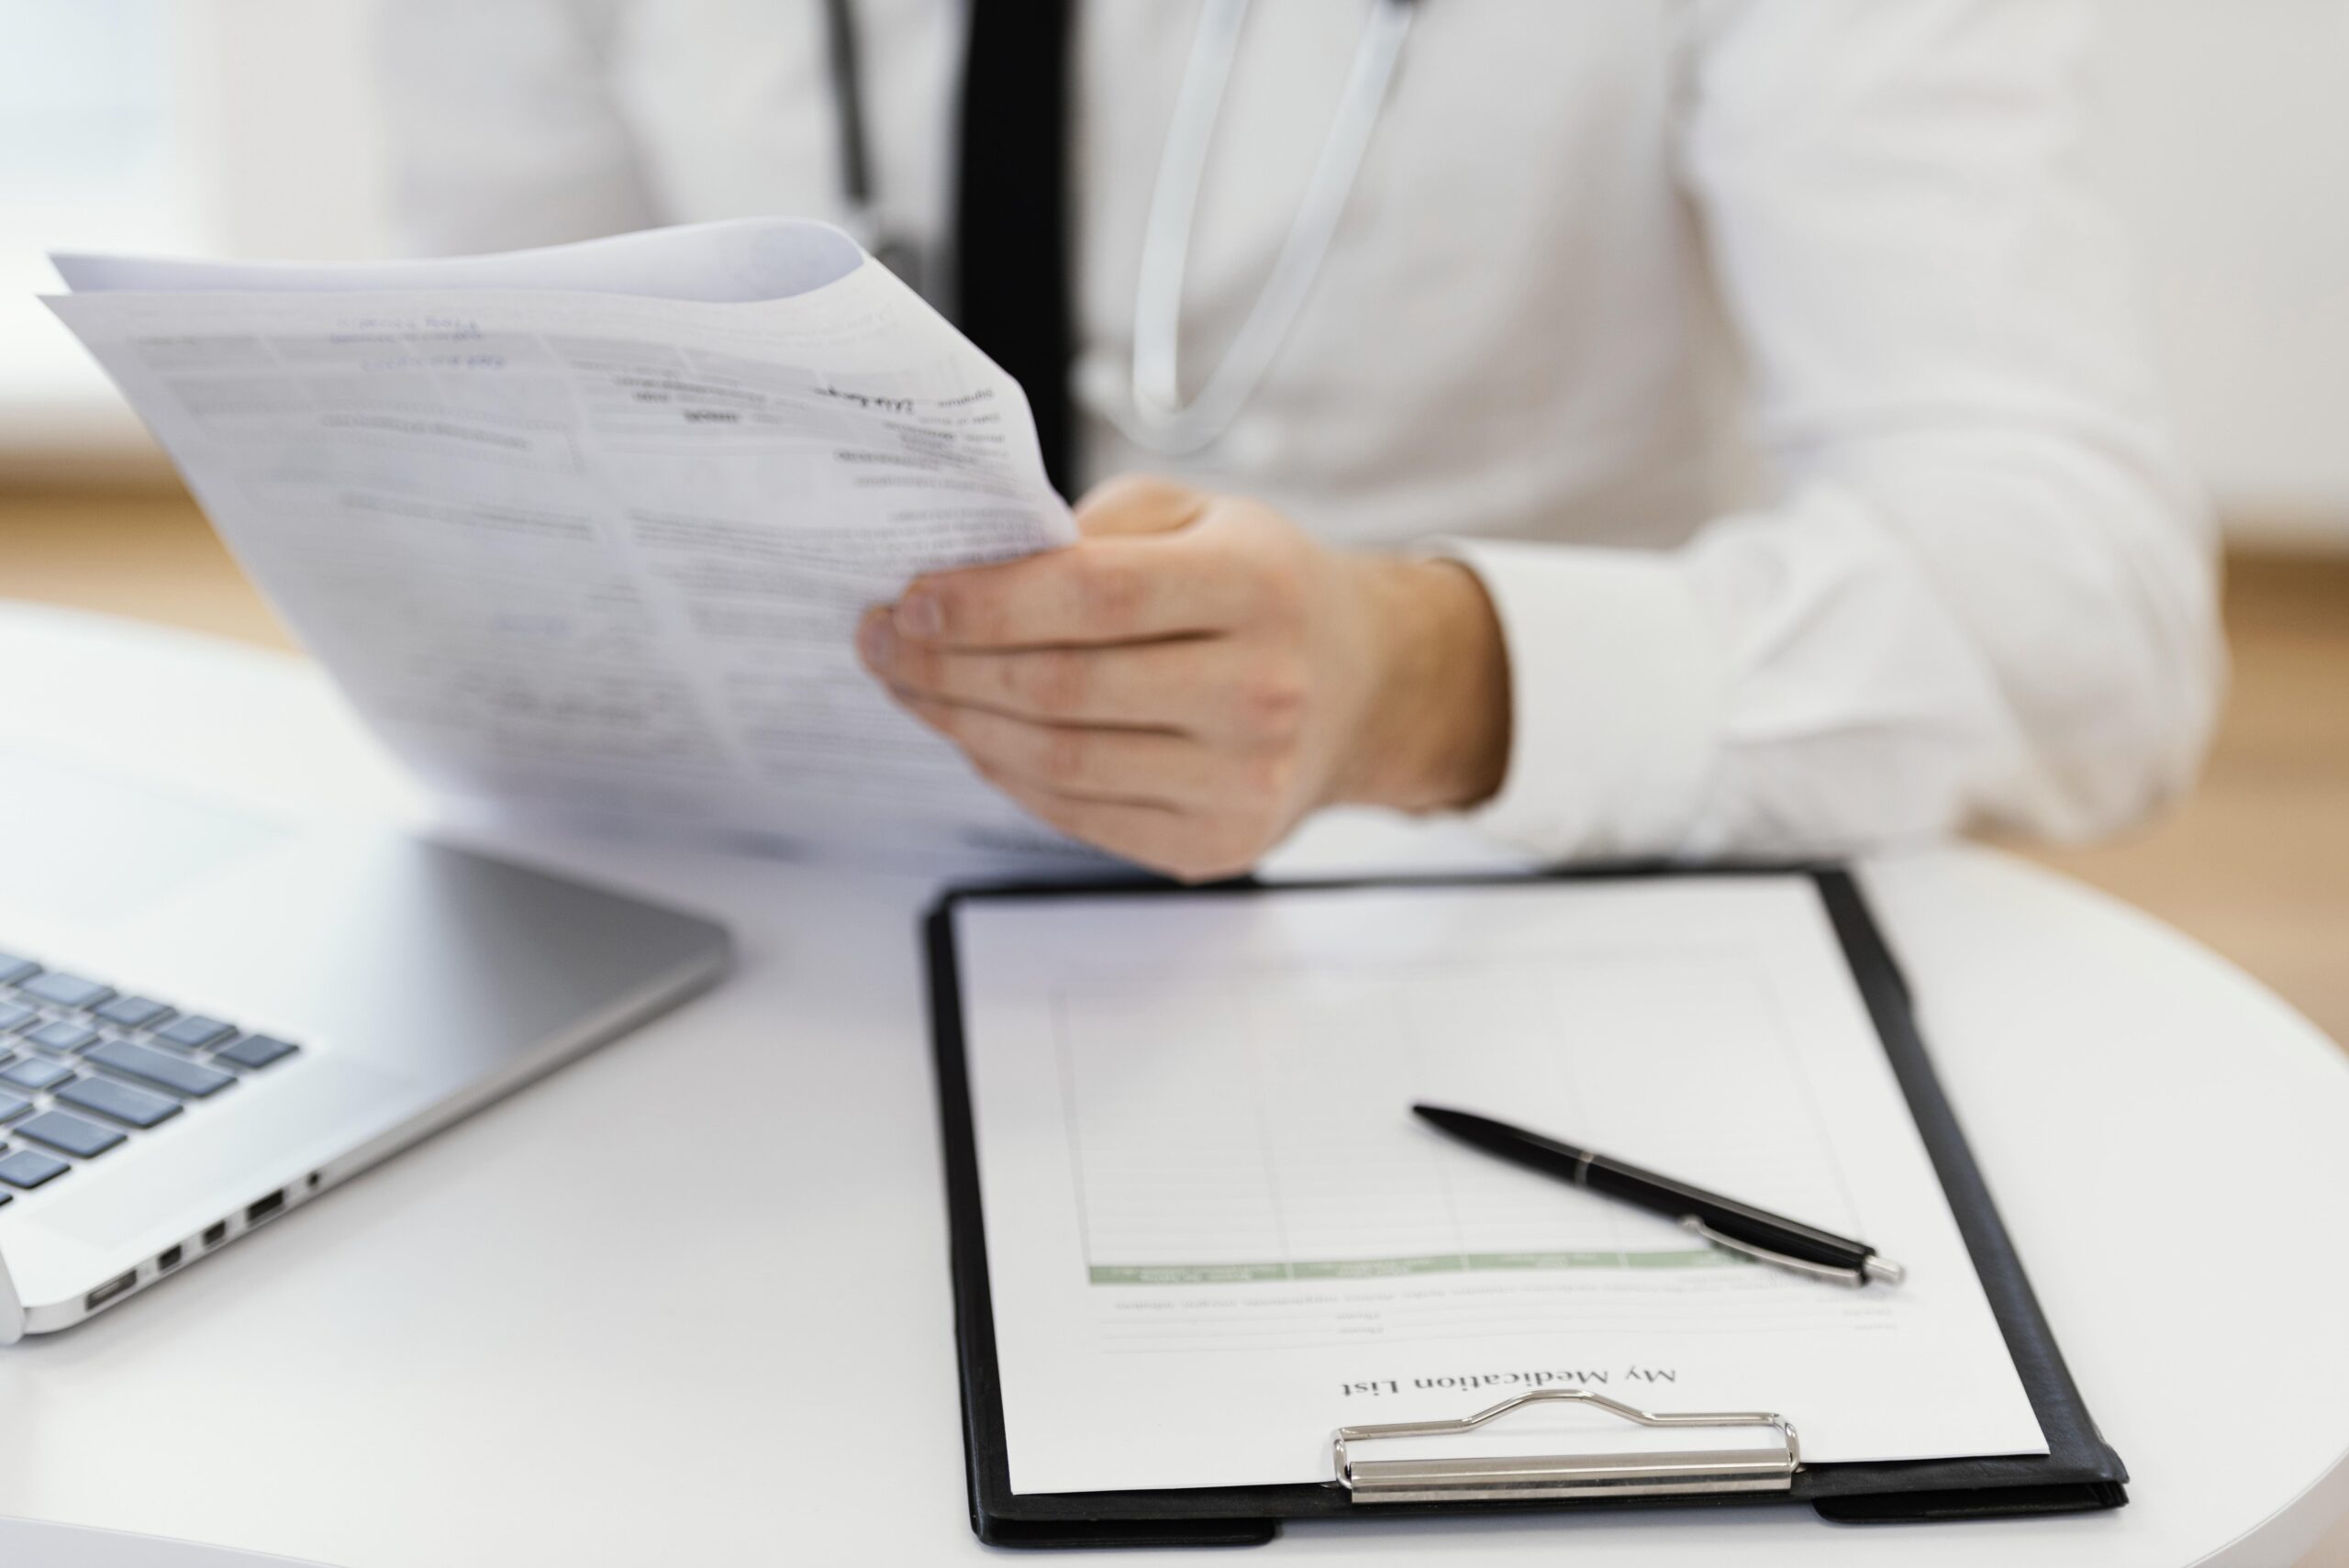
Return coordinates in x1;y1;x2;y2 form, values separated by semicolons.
378;0;2222;862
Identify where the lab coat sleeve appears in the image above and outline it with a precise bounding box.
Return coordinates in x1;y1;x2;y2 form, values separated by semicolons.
1446;0;2223;861
376;0;657;255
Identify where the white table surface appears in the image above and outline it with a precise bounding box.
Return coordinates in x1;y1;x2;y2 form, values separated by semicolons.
2;602;2346;1568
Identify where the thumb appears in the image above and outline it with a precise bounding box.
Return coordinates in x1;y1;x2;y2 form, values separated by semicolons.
1072;473;1211;539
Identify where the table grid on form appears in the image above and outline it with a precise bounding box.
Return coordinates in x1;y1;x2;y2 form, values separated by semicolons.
1054;950;1868;1287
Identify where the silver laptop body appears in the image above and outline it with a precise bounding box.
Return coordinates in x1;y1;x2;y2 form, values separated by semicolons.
0;758;729;1340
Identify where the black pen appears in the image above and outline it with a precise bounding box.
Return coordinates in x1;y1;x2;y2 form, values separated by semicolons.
1412;1104;1906;1289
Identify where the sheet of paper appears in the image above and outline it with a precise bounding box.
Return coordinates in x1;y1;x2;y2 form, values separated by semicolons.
43;219;1092;862
954;875;2046;1496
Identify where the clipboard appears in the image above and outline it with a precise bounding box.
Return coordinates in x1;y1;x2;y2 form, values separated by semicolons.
923;865;2128;1547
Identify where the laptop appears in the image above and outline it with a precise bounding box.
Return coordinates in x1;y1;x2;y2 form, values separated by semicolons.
0;752;729;1340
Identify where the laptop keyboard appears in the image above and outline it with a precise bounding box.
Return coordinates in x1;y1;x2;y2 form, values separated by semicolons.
0;948;300;1205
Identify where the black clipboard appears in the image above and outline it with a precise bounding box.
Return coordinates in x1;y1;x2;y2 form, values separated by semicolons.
924;865;2128;1547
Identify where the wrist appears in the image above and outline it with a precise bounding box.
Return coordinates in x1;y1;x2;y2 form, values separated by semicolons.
1334;556;1511;812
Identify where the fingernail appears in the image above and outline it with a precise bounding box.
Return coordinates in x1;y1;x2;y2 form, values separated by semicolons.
896;592;943;639
858;613;896;668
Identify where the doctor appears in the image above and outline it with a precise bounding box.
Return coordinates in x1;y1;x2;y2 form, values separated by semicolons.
383;0;2221;880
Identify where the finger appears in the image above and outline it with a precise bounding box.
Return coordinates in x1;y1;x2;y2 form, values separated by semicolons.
1072;473;1210;539
978;772;1258;884
863;620;1286;737
891;535;1257;650
897;695;1276;811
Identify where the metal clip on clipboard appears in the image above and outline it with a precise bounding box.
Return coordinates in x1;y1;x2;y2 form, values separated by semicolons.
1332;1388;1801;1505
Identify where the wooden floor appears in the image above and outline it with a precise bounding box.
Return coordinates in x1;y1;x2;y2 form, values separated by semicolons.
2;487;2345;1051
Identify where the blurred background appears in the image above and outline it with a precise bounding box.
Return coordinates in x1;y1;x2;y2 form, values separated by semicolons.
0;0;2343;1020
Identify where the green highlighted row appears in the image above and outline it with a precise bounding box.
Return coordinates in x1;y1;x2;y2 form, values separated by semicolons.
1087;1249;1742;1285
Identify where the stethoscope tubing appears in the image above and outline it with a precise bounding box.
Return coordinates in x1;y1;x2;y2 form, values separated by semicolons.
1127;0;1415;454
824;0;1418;455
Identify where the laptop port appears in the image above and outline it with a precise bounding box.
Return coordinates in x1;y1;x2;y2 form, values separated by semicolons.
245;1190;285;1225
157;1245;184;1272
85;1272;138;1311
202;1220;228;1248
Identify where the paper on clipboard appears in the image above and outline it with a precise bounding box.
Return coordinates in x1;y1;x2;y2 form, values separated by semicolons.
951;874;2046;1495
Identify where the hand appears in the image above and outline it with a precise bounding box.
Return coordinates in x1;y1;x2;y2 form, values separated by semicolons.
857;476;1511;881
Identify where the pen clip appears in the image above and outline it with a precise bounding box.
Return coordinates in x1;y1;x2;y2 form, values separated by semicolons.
1677;1216;1898;1289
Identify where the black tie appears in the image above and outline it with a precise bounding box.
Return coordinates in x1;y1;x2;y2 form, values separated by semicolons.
953;0;1077;497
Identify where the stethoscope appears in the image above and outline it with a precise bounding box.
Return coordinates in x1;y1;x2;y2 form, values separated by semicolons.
820;0;1418;456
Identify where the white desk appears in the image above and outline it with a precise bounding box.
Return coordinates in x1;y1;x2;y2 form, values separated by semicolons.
0;1517;318;1568
3;603;2347;1568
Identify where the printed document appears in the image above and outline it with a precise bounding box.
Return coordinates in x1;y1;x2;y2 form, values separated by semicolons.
952;875;2046;1495
45;220;1082;860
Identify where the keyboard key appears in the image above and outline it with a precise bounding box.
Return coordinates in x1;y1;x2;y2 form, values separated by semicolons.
0;1000;36;1032
0;1091;29;1124
0;1055;73;1092
19;972;114;1010
56;1075;182;1129
155;1014;236;1051
26;1019;99;1053
0;951;37;985
85;1040;234;1099
95;995;173;1030
17;1109;126;1157
0;1147;70;1189
216;1033;298;1070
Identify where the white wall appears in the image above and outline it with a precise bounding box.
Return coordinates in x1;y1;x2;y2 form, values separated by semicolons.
2084;0;2349;547
0;0;388;476
3;0;2346;542
182;0;393;264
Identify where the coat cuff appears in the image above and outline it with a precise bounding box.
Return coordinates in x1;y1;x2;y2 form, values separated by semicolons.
1431;539;1726;860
